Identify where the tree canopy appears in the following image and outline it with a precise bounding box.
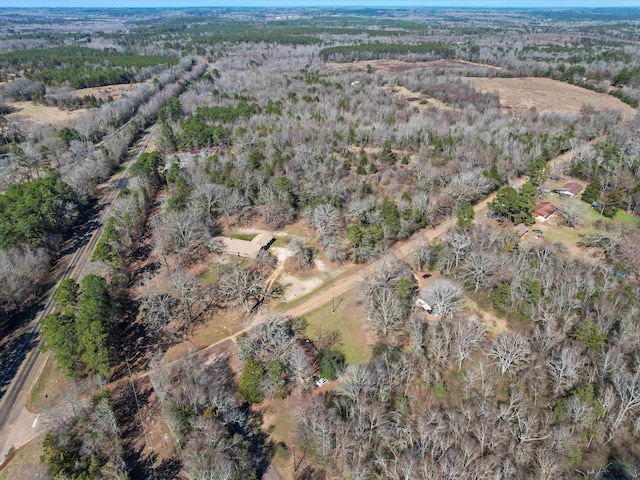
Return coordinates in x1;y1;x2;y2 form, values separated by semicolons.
42;275;113;379
488;182;536;225
0;173;79;250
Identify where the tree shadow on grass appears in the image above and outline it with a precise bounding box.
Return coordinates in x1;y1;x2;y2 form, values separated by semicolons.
112;378;181;479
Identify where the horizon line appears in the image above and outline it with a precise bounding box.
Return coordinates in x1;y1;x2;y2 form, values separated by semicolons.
3;3;640;9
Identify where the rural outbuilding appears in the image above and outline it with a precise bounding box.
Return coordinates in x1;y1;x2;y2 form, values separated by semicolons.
559;182;584;196
216;233;276;259
513;223;529;236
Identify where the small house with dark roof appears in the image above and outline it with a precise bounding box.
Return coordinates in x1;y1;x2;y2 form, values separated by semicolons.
559;182;584;197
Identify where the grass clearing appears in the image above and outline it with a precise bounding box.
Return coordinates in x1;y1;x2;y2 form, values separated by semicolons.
199;265;220;288
303;289;372;364
261;397;295;446
28;355;69;411
0;438;44;480
190;310;246;348
163;309;246;363
536;224;588;254
383;84;453;111
271;237;290;248
6;101;85;126
470;76;636;119
228;232;258;241
113;159;130;179
276;275;337;312
465;294;510;336
615;210;638;224
72;81;150;101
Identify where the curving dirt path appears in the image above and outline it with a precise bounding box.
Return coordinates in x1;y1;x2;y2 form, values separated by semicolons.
198;174;523;360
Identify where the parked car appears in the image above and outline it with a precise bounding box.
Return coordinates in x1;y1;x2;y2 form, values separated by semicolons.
422;273;432;279
316;377;328;388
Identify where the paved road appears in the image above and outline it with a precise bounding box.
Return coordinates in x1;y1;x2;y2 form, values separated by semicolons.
0;126;157;466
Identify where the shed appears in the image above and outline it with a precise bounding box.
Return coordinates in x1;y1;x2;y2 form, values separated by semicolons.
535;201;557;220
559;182;584;196
513;223;529;236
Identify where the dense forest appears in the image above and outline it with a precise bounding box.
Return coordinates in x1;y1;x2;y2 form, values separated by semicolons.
0;46;177;89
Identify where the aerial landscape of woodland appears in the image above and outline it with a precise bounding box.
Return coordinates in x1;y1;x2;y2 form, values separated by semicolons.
1;5;640;479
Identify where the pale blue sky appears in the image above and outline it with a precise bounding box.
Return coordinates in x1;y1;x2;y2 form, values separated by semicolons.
1;1;640;7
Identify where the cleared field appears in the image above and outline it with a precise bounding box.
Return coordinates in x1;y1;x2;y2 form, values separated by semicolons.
383;84;452;111
72;81;149;101
303;289;373;364
6;101;85;125
328;58;500;73
262;397;295;446
470;77;637;119
27;355;69;411
0;438;44;480
163;310;246;364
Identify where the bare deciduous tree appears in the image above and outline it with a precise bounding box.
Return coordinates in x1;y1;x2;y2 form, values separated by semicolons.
419;279;464;318
545;345;584;396
491;333;533;375
555;198;584;227
309;203;342;247
610;362;640;438
365;287;405;336
451;315;486;369
447;231;471;268
463;251;500;292
217;261;266;313
289;238;315;270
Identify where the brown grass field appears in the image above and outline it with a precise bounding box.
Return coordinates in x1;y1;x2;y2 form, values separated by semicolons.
72;81;150;101
0;438;44;480
470;77;637;119
6;101;85;125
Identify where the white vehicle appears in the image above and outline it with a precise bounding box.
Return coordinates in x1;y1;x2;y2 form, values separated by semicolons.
316;377;328;388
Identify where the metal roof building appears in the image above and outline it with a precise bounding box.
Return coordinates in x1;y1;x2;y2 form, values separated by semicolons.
216;233;275;258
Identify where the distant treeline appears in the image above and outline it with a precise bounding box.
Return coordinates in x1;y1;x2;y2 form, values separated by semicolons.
0;46;177;88
320;42;456;62
126;21;324;47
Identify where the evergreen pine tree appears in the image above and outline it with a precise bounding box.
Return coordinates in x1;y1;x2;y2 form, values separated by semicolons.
581;177;602;204
239;358;264;404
